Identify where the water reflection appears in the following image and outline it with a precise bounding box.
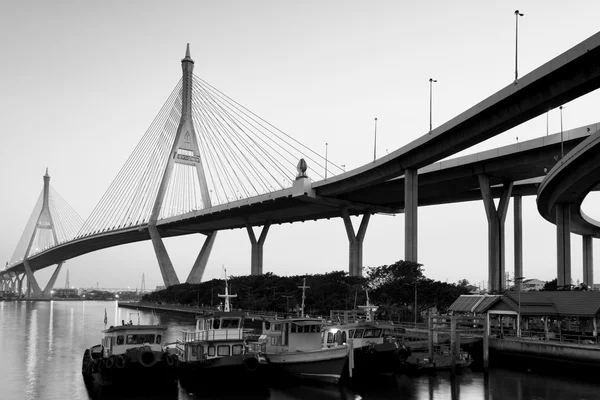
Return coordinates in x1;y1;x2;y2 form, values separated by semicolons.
3;301;600;400
25;308;38;400
47;301;54;357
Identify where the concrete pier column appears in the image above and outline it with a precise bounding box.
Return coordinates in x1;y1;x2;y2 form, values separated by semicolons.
148;224;180;287
478;175;513;293
405;168;418;262
11;276;17;292
42;262;64;296
514;195;523;289
556;204;572;289
341;209;371;276
23;259;43;297
583;235;593;286
247;222;271;276
17;274;24;297
186;232;218;283
483;315;489;370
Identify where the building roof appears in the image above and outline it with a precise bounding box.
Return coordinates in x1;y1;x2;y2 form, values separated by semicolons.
487;291;600;317
448;295;502;313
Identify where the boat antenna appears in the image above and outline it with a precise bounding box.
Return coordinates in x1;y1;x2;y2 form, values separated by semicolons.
217;268;237;312
298;277;310;317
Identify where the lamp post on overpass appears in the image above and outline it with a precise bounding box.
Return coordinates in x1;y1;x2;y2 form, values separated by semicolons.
560;106;565;159
514;10;524;83
429;78;437;133
373;117;378;161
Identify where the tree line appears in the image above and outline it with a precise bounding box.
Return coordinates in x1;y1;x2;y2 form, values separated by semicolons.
141;260;471;322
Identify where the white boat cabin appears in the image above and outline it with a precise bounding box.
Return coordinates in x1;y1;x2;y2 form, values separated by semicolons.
177;310;257;363
251;318;326;354
322;321;397;349
99;324;167;358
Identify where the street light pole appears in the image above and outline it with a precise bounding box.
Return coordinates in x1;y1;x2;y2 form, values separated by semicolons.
560;106;564;159
373;117;378;161
514;10;524;82
324;143;328;179
405;282;418;325
515;276;526;337
414;282;418;325
429;78;437;133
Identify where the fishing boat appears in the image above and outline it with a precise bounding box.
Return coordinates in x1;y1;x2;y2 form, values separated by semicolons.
406;345;473;372
168;270;267;390
81;311;177;388
248;278;349;384
324;291;413;376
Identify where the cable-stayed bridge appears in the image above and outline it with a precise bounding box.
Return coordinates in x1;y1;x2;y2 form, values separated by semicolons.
4;31;600;297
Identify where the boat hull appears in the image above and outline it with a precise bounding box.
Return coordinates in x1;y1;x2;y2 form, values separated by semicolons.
351;342;413;376
266;346;348;384
82;349;177;388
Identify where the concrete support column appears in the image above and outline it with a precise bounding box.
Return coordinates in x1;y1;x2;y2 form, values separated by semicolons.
405;168;418;262
478;175;513;293
556;204;572;289
23;259;43;297
148;224;180;287
514;195;523;290
186;232;218;283
17;274;24;297
341;209;371;276
11;277;17;292
247;222;271;276
42;262;64;296
583;235;593;286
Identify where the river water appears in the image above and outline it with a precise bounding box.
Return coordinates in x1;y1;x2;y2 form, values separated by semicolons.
1;300;599;400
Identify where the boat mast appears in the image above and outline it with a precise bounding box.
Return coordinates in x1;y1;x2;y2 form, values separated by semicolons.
298;277;310;317
358;289;378;322
217;268;237;312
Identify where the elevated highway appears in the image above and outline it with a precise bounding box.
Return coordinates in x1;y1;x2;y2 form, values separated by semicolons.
5;125;596;275
4;31;600;292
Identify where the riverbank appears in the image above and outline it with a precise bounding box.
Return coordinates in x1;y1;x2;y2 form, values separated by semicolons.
118;301;211;318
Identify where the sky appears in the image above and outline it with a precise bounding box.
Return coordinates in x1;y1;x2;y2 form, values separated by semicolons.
2;0;600;292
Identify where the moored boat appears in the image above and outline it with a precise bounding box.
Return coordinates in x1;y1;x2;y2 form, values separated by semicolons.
249;316;349;384
81;318;177;388
324;292;413;377
169;271;267;390
406;346;473;372
248;279;349;384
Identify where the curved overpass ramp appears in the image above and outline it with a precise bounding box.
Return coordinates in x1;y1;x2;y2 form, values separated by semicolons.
537;129;600;237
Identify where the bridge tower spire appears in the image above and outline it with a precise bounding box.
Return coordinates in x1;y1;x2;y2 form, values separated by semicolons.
148;44;217;287
23;169;65;298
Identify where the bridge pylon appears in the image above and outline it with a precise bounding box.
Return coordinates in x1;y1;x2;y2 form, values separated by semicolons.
20;169;67;298
148;44;216;287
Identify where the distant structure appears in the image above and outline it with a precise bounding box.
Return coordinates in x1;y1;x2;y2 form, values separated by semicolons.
140;273;146;292
522;278;546;291
65;269;70;289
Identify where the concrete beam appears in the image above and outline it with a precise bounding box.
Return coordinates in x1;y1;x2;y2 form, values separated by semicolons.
583;235;593;286
23;259;43;297
479;175;513;292
247;222;271;276
556;204;572;289
186;232;217;283
341;209;371;276
514;195;523;290
405;169;418;262
42;262;64;296
148;224;180;287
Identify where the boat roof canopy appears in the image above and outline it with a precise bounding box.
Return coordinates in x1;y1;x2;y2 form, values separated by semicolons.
290;319;325;326
102;324;167;334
